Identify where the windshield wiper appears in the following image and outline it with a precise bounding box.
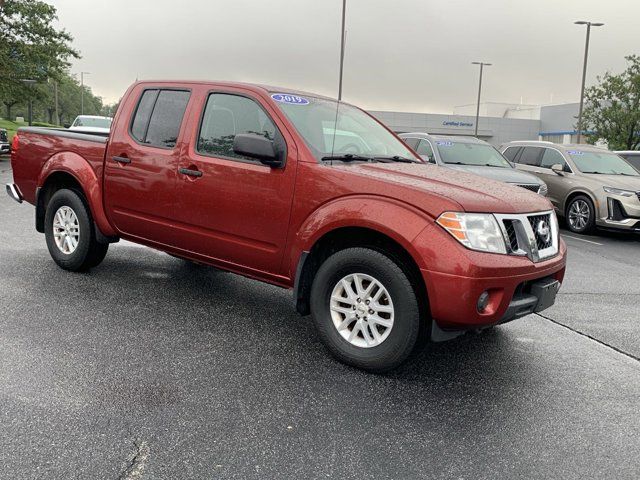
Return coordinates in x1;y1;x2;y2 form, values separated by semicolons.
374;155;420;164
321;154;376;163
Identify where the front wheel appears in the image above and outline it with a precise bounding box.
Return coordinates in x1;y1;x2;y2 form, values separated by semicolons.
310;248;421;372
566;195;595;234
44;189;109;271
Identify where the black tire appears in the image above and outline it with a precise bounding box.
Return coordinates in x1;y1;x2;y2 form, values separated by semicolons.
310;247;421;372
44;189;109;271
565;194;595;234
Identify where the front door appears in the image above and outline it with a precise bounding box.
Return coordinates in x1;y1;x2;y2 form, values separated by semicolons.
538;147;571;209
173;90;297;275
104;88;192;245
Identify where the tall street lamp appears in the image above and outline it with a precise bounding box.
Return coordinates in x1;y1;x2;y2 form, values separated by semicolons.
80;71;91;114
471;62;491;137
20;79;37;126
574;21;604;144
338;0;347;101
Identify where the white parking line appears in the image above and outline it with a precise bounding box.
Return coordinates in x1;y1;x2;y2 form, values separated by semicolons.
561;234;604;246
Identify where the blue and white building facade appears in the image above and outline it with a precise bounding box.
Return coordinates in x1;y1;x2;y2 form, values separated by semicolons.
369;102;581;147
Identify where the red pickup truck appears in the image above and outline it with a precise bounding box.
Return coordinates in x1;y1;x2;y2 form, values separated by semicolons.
7;80;566;371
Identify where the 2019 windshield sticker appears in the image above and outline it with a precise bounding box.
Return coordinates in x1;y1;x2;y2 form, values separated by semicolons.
436;141;453;147
271;93;309;105
568;150;584;155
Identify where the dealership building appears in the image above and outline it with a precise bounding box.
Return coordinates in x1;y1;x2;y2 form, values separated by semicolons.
369;102;581;146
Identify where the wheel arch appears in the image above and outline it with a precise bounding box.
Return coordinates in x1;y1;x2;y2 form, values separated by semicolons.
36;152;116;238
293;226;429;323
563;189;597;217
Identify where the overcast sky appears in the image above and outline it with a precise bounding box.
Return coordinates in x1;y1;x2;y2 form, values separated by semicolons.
49;0;640;113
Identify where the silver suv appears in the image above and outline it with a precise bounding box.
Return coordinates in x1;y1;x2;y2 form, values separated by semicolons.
500;141;640;234
399;133;547;195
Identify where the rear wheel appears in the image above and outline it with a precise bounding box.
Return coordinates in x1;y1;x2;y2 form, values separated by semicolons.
310;247;421;372
566;195;595;234
44;189;108;271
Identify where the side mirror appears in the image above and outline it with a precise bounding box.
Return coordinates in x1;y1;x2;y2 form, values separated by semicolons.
63;123;71;129
233;133;282;168
551;164;564;175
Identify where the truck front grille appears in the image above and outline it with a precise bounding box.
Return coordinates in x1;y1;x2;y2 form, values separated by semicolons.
514;184;540;194
495;211;559;263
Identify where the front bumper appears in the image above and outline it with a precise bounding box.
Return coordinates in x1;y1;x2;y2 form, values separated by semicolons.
596;194;640;232
420;239;567;332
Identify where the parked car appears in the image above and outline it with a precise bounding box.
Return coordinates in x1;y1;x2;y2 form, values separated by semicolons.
615;150;640;172
0;128;9;155
500;141;640;234
6;81;566;372
400;133;547;195
68;115;112;135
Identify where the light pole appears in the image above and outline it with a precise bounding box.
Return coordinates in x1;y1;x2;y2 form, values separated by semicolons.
337;0;347;101
20;79;37;126
80;71;91;114
471;62;491;137
574;21;604;144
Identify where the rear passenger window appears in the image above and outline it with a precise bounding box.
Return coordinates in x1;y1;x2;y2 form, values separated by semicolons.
197;93;277;161
503;146;521;162
540;148;566;169
130;89;190;149
518;147;543;166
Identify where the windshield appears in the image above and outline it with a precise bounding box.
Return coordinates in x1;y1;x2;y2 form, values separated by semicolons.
567;150;639;175
0;129;7;143
72;116;112;128
435;141;512;168
272;94;418;161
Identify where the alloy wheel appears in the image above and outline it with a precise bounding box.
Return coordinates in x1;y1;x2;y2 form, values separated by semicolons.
329;273;394;348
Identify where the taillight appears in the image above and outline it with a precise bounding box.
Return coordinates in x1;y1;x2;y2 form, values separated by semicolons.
11;134;19;154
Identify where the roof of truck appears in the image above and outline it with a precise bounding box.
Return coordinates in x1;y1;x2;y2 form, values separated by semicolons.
132;80;338;102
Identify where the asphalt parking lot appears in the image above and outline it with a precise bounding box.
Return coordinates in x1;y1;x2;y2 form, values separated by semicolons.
1;160;639;479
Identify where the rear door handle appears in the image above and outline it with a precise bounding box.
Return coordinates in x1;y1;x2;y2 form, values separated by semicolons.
178;167;203;178
112;156;131;164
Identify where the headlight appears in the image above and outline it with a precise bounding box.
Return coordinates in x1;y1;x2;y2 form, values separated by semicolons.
603;186;635;197
436;212;507;254
538;182;548;196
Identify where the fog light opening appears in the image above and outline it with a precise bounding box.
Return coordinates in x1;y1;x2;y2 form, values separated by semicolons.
477;291;490;313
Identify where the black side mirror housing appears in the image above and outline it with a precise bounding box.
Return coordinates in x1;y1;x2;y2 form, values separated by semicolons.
63;123;71;129
233;133;282;167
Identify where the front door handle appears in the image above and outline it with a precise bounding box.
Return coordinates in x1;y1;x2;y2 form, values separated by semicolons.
112;156;131;164
178;167;203;178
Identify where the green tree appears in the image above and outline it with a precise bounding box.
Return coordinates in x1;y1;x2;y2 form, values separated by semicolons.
0;0;79;120
582;55;640;150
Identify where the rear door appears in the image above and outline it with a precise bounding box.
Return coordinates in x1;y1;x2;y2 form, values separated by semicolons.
513;146;544;177
173;89;297;274
104;87;191;245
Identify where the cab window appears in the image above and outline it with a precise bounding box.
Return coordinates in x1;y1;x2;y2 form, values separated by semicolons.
197;93;277;161
503;146;521;162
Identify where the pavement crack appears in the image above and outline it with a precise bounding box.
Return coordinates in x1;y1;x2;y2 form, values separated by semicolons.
558;292;640;297
535;312;640;363
117;440;150;480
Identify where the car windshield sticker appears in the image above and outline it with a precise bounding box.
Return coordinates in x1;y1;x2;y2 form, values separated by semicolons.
271;93;309;105
567;150;584;155
436;141;453;147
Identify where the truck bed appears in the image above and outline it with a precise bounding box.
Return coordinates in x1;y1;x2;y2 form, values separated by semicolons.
11;127;108;205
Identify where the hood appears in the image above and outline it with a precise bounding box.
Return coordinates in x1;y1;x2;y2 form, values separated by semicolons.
332;162;552;214
446;164;543;185
586;173;640;191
